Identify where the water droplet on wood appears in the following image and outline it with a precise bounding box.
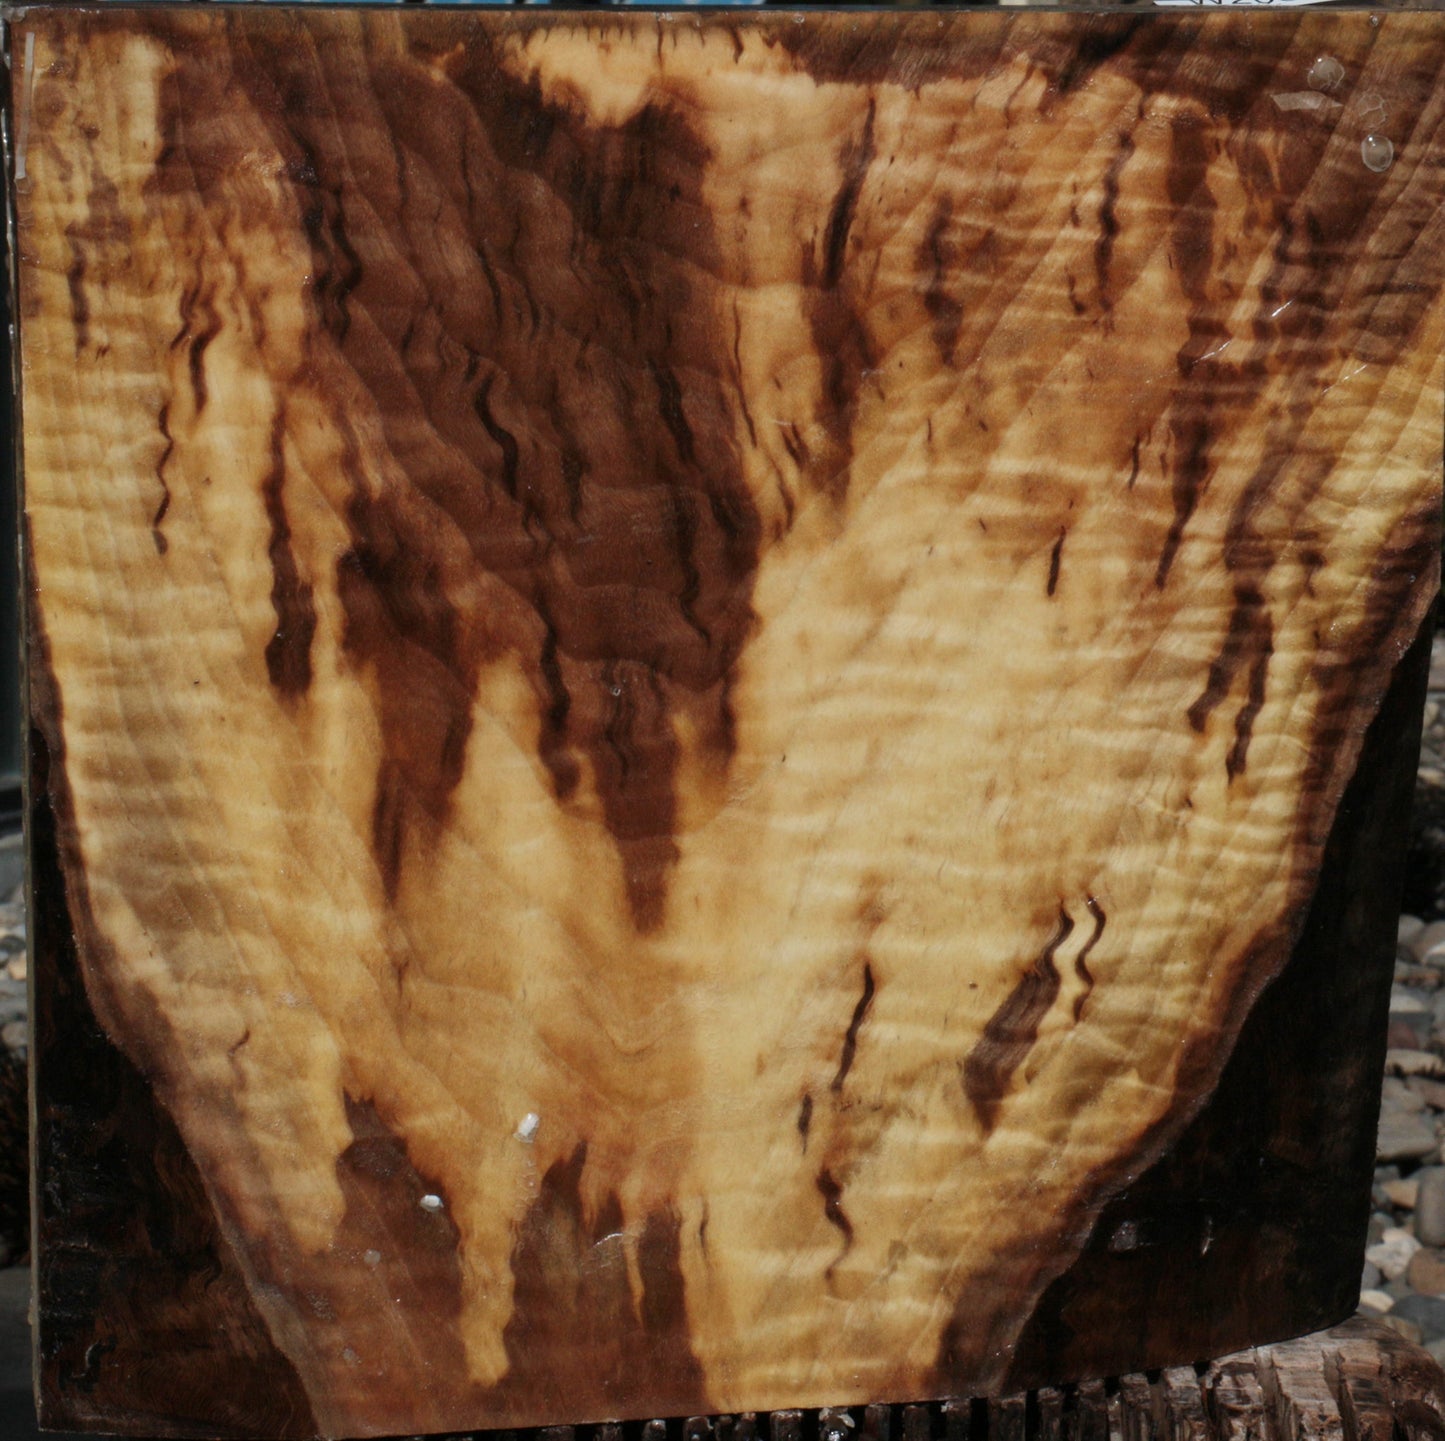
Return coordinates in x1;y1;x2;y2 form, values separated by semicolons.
1362;135;1395;173
1307;56;1344;92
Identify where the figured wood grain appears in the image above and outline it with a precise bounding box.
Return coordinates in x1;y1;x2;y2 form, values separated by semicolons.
11;7;1445;1438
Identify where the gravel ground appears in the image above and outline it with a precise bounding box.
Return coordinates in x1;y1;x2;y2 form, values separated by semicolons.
1352;638;1445;1359
1365;916;1445;1355
0;881;24;1272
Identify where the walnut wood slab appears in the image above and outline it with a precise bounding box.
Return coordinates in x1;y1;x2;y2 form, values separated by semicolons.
11;8;1445;1438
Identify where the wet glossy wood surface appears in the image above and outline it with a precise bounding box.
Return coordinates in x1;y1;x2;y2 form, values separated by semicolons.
12;8;1445;1438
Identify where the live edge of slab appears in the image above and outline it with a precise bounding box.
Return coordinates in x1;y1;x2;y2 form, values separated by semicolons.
10;7;1445;1438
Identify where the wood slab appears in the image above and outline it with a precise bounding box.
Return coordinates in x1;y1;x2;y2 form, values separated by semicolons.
11;7;1445;1438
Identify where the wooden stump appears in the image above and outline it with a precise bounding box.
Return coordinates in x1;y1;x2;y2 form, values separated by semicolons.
11;8;1445;1438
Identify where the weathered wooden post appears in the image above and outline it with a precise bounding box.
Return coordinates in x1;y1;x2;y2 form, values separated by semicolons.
10;5;1445;1437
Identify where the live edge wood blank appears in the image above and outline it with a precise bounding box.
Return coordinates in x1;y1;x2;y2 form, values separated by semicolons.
11;5;1445;1438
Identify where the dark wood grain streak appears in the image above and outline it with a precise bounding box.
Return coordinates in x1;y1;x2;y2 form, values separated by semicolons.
493;1142;708;1420
1156;113;1219;592
179;20;764;923
27;552;317;1441
152;400;172;555
1071;898;1105;1025
816;1165;855;1277
1153;24;1444;780
260;406;316;701
921;199;963;368
804;98;876;505
964;908;1076;1134
324;1095;478;1433
831;963;876;1095
1047;530;1065;598
1094;131;1134;311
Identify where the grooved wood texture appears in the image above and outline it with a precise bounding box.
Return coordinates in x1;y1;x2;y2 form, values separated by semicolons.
11;8;1445;1438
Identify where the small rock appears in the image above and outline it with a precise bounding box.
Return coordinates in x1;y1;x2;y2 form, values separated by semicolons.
1390;1292;1445;1342
1414;920;1445;962
1427;1339;1445;1370
1402;916;1428;947
1409;1077;1445;1110
1366;1228;1422;1280
1363;1261;1383;1290
1;1021;28;1053
1381;1314;1425;1345
1384;1078;1427;1113
1359;1289;1395;1313
1391;1019;1432;1048
1408;1248;1445;1295
1386;1050;1445;1079
7;953;25;983
1385;1178;1421;1210
1377;1114;1440;1163
1418;1169;1445;1246
1397;961;1443;992
1392;991;1435;1047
